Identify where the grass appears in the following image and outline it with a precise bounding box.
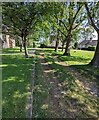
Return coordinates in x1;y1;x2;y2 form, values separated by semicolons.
50;49;94;65
42;48;99;78
1;48;33;118
2;47;20;53
2;47;98;118
33;51;49;118
37;48;99;118
60;50;94;65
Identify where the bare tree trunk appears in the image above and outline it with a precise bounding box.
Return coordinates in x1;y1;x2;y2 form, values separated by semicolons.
55;19;61;52
62;42;65;52
20;45;22;52
55;29;60;52
63;33;71;56
23;37;28;58
55;38;59;52
62;44;64;51
89;32;99;68
84;3;99;68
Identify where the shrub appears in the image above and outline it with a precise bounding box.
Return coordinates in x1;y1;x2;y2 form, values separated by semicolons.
87;46;96;51
74;42;78;49
40;44;47;48
81;46;96;51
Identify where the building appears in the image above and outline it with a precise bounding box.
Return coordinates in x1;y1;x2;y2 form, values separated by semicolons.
78;39;97;49
1;25;16;48
49;32;62;47
2;34;15;48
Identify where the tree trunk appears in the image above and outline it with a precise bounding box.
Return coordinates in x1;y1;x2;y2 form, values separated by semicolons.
89;32;99;68
55;19;61;52
55;29;60;52
55;39;59;52
62;45;64;51
62;42;64;52
63;34;71;56
23;38;28;58
19;45;22;52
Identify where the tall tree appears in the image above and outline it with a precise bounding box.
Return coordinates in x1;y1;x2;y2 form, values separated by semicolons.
62;2;84;56
85;2;99;68
2;2;45;58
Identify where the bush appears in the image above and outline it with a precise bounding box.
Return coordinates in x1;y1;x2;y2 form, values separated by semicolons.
40;44;47;48
74;42;78;49
33;42;36;48
87;46;96;51
81;46;96;51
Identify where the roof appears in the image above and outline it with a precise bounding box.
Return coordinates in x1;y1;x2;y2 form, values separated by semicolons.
79;40;89;46
79;40;97;46
89;40;97;46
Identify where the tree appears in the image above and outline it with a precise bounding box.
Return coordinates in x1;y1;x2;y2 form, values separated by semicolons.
80;23;96;41
2;2;45;58
42;2;66;52
85;2;99;68
74;42;78;49
61;2;85;56
54;3;66;52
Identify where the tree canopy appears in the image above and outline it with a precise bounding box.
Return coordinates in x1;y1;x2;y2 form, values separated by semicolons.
2;2;99;68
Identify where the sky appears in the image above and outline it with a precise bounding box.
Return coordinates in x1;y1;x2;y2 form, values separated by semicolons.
93;31;98;40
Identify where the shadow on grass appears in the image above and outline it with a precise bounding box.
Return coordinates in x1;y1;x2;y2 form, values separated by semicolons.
2;54;33;118
44;54;98;118
34;50;99;120
33;55;50;118
70;64;99;77
39;49;91;63
58;55;91;62
40;49;98;79
2;48;20;53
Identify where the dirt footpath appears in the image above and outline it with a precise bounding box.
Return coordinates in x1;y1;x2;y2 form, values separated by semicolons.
39;52;98;118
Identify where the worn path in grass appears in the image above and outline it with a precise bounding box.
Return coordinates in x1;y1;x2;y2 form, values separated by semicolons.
54;56;98;97
39;52;75;118
38;50;98;118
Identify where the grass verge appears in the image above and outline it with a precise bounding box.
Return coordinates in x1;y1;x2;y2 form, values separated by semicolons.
2;48;33;118
33;51;49;118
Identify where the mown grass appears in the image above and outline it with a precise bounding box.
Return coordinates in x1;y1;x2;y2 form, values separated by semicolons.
42;48;99;79
59;49;94;65
2;47;20;53
33;51;49;118
45;49;94;65
38;48;99;118
1;48;33;118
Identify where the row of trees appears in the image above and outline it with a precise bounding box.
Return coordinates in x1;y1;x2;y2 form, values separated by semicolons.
2;2;99;68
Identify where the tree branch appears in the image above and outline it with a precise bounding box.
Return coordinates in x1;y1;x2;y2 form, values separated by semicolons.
60;20;68;31
85;3;98;32
10;17;21;32
72;5;83;24
59;28;67;38
69;4;83;31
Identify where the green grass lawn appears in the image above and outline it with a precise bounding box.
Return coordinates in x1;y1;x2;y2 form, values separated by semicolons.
59;49;94;65
43;49;94;65
1;48;33;118
1;48;99;118
42;48;99;78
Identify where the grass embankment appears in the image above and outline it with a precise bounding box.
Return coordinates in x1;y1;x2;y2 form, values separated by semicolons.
1;48;33;118
38;48;98;118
